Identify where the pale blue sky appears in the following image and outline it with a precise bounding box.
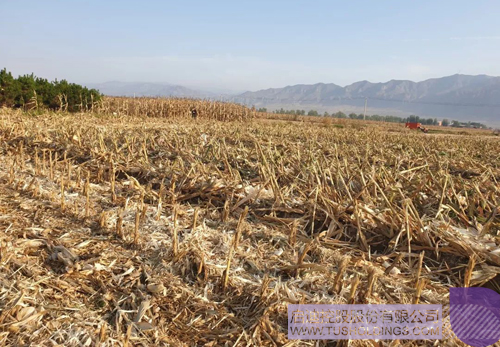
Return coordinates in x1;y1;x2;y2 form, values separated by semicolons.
1;0;500;91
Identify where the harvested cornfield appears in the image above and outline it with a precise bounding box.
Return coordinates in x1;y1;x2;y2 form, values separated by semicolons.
0;108;499;346
97;97;256;121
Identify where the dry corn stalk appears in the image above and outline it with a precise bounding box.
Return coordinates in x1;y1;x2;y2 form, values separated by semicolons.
172;206;178;256
223;207;248;290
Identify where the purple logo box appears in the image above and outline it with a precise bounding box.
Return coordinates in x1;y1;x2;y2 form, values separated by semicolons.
288;304;442;340
450;287;500;347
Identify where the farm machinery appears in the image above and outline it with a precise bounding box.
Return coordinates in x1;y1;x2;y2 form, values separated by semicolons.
405;122;429;133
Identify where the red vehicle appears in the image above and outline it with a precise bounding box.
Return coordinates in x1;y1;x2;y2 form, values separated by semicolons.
405;122;428;133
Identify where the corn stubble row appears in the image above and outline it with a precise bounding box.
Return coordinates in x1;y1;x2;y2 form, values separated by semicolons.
0;102;499;346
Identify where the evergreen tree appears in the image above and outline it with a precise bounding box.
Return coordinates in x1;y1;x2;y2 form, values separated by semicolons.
0;68;102;112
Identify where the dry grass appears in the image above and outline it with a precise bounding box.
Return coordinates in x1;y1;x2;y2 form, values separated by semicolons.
0;100;499;346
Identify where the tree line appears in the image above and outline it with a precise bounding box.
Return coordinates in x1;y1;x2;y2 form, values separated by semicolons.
0;68;102;112
257;107;488;128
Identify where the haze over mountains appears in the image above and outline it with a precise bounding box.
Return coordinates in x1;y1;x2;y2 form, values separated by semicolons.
85;81;210;98
89;75;500;126
234;74;500;125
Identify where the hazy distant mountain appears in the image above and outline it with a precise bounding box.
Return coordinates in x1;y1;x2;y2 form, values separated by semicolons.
86;81;212;98
86;76;500;125
233;74;500;126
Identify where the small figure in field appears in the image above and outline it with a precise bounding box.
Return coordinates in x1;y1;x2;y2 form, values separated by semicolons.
191;108;198;119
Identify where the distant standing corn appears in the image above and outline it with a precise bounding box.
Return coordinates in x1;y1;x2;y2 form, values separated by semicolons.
97;96;255;121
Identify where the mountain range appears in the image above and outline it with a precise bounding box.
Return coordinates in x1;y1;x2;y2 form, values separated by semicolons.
233;74;500;125
87;75;500;126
